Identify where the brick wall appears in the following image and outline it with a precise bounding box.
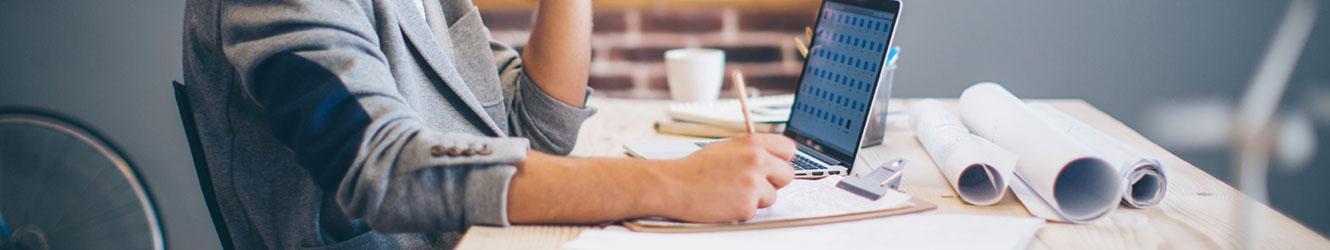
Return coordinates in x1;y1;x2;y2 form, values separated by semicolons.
481;8;816;99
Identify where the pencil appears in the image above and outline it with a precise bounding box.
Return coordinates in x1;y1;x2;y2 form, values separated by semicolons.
794;37;809;58
732;70;756;134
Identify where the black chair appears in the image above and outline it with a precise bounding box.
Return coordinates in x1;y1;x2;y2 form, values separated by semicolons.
172;81;235;250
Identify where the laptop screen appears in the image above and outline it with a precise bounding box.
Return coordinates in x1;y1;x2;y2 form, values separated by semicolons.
786;0;898;162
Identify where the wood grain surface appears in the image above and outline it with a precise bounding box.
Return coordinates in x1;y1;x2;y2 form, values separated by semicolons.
455;98;1330;250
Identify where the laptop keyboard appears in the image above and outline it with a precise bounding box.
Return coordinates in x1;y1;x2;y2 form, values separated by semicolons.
791;155;829;170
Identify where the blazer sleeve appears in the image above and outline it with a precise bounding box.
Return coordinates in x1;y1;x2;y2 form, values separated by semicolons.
220;0;523;233
491;40;597;156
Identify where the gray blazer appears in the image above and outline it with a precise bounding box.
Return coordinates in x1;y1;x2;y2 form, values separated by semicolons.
182;0;595;248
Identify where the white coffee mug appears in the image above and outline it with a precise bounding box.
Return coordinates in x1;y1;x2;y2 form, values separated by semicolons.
665;48;725;102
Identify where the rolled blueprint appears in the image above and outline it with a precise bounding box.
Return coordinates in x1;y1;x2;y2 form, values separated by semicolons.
958;83;1121;223
1026;102;1168;208
910;99;1018;205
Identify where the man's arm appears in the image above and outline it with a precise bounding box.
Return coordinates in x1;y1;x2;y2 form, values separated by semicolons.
499;0;802;222
520;0;592;107
507;134;799;223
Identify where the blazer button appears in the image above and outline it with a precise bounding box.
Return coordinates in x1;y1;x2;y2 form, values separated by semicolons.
447;147;464;157
430;145;447;157
476;146;492;156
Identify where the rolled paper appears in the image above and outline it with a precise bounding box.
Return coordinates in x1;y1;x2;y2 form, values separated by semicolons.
1027;102;1167;208
910;99;1018;206
958;82;1122;223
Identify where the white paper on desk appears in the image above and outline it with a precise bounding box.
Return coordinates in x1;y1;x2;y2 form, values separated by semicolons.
910;99;1019;205
751;175;911;222
637;176;912;225
564;214;1045;250
957;82;1122;223
1027;102;1168;208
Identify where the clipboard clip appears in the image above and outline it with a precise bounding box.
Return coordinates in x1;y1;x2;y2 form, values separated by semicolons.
835;159;908;200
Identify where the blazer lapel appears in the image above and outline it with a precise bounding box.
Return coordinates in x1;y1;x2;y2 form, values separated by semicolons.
394;0;506;136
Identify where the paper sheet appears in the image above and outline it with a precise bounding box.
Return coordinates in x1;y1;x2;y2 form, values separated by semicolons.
564;214;1045;250
638;176;911;225
750;175;910;222
957;83;1121;223
1027;102;1168;208
909;99;1019;205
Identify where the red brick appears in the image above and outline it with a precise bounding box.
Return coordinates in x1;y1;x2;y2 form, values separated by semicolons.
641;11;724;33
740;75;800;92
738;11;815;31
717;46;783;63
648;77;669;90
607;47;671;62
593;12;628;33
588;76;634;90
480;11;534;31
612;46;782;63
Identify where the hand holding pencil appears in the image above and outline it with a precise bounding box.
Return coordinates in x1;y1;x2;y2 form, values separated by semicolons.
654;70;798;222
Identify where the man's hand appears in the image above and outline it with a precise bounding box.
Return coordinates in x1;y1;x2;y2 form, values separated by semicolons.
656;134;797;223
506;134;796;224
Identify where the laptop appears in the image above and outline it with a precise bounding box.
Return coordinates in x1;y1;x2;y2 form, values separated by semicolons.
624;0;903;178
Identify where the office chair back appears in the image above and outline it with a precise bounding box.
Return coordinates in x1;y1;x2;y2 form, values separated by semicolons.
172;81;236;250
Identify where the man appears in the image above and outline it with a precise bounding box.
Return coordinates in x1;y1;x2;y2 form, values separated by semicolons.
182;0;797;248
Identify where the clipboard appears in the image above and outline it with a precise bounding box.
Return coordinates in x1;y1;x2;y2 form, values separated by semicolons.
621;198;937;233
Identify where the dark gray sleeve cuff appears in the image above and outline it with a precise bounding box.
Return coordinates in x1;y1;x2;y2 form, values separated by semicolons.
517;72;596;119
508;72;597;155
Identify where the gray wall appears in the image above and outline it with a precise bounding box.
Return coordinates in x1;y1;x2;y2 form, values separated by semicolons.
891;0;1330;236
893;0;1281;107
1268;1;1330;237
0;1;1325;249
0;0;219;249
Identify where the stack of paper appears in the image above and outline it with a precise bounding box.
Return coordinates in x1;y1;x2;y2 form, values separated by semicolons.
657;95;793;137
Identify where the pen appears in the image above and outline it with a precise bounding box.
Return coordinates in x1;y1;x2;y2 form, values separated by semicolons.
886;46;900;66
732;70;756;134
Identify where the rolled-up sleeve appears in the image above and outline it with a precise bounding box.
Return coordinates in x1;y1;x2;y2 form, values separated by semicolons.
491;41;597;155
220;0;531;233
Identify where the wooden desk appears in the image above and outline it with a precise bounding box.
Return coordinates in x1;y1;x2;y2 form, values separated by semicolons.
456;98;1330;249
